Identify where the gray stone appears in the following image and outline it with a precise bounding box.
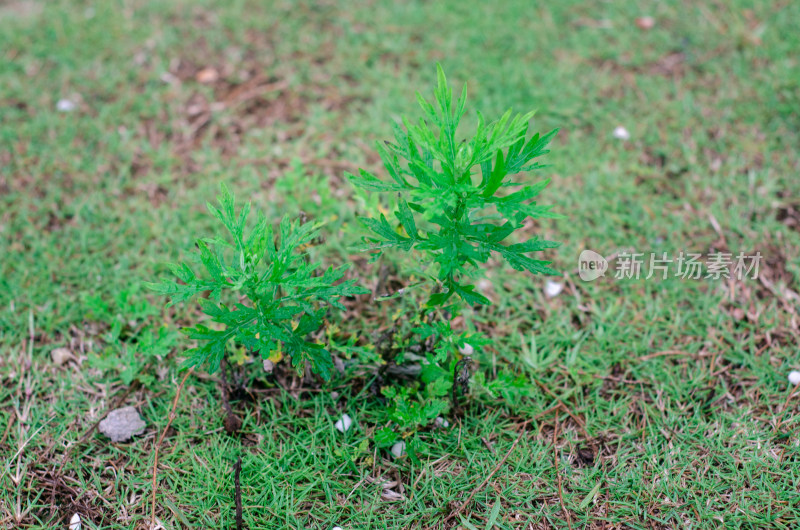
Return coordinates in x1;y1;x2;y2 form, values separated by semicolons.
98;406;146;442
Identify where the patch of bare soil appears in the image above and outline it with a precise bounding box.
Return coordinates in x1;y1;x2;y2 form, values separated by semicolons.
775;190;800;234
121;27;375;208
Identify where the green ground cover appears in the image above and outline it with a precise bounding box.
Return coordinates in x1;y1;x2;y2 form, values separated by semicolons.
1;0;799;528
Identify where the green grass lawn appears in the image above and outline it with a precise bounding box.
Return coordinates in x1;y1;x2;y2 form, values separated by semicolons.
2;0;800;528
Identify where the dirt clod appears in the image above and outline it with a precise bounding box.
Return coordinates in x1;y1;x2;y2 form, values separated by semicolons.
50;347;75;366
224;413;243;434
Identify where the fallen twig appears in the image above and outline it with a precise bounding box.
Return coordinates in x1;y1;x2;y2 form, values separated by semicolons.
151;368;194;529
219;358;242;434
637;350;711;362
0;410;15;446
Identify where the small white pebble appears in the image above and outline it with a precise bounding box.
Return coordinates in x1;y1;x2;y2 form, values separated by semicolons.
458;343;474;356
57;99;76;112
195;67;219;84
334;413;353;433
434;416;450;429
69;513;81;530
635;16;655;30
262;359;274;373
788;371;800;386
390;441;406;458
544;280;563;298
612;126;630;140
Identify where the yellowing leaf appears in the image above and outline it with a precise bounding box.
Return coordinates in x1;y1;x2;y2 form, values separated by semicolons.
267;348;283;363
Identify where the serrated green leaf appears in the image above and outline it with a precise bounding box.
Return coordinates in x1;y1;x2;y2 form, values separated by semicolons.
374;427;396;448
453;283;491;306
396;199;419;239
482;149;506;198
347;169;403;192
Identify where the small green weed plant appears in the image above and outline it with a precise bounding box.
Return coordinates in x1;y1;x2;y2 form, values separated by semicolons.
349;66;560;454
149;185;368;379
152;67;559;453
